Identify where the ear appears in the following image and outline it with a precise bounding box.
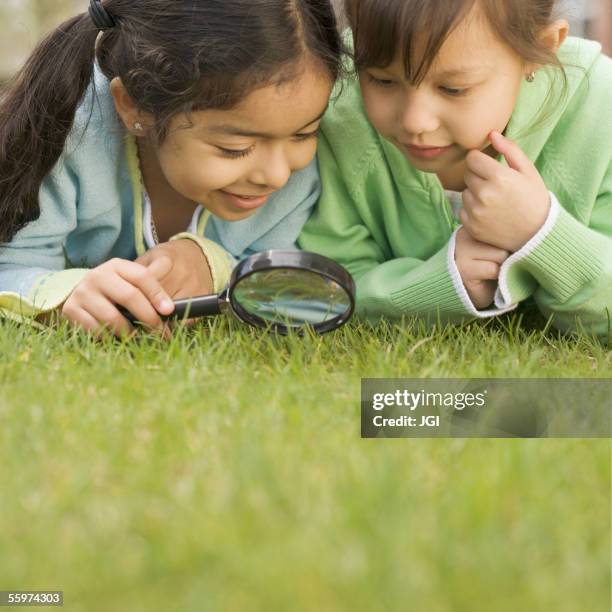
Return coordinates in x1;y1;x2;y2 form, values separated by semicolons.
540;19;570;54
524;19;570;76
109;78;154;137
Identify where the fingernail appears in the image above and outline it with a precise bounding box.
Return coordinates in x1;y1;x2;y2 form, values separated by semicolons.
159;299;174;313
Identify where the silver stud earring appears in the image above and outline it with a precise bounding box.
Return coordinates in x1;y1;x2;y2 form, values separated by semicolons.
526;71;536;83
133;121;144;132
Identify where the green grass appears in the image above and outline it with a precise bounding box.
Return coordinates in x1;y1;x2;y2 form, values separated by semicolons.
1;312;610;612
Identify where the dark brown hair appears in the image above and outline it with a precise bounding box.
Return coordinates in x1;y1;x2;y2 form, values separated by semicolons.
0;0;343;243
344;0;565;83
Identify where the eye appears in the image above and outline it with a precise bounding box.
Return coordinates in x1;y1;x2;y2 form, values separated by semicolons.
367;74;396;88
294;129;319;142
440;86;469;97
217;146;254;159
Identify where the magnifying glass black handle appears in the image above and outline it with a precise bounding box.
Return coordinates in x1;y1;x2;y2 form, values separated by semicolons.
119;294;223;324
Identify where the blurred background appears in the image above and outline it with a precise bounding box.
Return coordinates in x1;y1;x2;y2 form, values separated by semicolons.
1;0;611;82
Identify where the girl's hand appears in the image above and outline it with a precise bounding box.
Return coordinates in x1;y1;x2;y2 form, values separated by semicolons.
460;131;551;253
61;258;175;338
135;239;214;300
455;227;510;309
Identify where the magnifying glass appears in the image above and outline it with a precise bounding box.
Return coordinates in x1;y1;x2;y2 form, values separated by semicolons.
122;250;355;334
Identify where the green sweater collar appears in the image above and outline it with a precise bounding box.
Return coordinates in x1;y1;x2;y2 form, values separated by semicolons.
504;37;602;164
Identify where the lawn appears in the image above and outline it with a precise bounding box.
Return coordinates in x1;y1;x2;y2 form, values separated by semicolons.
0;312;610;612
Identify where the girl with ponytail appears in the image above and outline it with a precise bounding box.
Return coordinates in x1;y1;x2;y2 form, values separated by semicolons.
0;0;342;337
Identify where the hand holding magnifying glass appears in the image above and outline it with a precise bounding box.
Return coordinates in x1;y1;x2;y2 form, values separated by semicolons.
121;250;355;334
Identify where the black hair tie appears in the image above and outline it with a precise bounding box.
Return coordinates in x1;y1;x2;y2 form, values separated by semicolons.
89;0;115;31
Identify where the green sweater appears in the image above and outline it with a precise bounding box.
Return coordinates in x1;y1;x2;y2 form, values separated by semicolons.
299;37;612;339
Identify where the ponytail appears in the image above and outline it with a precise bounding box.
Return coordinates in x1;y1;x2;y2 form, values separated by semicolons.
0;0;344;244
0;13;99;243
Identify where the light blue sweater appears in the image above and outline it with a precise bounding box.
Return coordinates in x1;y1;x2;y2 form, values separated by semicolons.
0;67;320;320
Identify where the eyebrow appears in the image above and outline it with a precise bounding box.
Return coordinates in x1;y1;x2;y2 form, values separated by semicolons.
435;67;483;78
206;105;329;138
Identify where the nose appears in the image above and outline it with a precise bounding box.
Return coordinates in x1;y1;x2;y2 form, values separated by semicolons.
249;145;292;191
399;89;440;137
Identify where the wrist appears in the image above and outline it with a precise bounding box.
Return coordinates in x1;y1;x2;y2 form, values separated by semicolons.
512;191;552;252
176;238;214;293
169;232;235;293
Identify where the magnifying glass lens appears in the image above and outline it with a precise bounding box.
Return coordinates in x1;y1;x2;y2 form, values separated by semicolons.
231;268;351;328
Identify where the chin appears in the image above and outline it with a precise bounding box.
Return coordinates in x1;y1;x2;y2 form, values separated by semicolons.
403;155;443;170
213;208;257;222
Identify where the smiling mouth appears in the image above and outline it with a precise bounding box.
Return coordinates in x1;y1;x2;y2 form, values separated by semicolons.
219;190;273;211
399;142;454;160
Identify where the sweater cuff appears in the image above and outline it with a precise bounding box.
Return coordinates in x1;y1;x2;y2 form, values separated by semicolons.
389;241;474;319
170;232;236;293
495;193;608;306
0;268;88;322
448;228;518;318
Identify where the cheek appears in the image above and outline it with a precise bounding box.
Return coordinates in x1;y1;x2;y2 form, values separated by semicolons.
361;87;395;135
453;84;520;148
157;146;244;195
290;140;318;171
